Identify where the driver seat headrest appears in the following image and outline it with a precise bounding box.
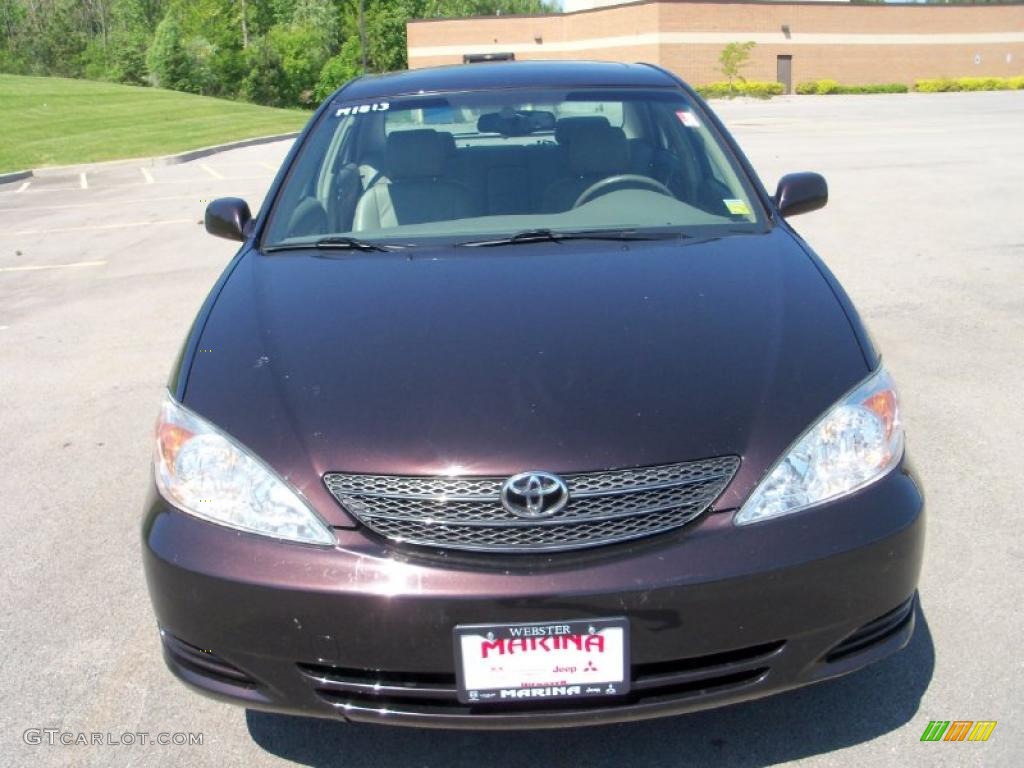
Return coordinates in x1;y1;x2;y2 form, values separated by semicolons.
386;129;448;179
568;124;630;176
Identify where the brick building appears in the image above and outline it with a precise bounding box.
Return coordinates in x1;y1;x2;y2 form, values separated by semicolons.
406;1;1024;90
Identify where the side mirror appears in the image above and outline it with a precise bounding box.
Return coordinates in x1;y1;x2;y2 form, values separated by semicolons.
205;197;252;241
774;173;828;217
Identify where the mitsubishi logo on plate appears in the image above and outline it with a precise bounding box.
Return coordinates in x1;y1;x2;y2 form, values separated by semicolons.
500;471;569;519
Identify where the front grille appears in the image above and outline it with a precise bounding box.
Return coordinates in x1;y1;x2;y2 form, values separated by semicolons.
324;456;739;552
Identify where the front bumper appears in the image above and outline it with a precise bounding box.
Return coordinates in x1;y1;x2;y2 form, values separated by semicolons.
142;460;924;729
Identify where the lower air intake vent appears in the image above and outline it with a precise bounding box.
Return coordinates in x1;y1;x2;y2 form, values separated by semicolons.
825;597;916;662
161;630;258;688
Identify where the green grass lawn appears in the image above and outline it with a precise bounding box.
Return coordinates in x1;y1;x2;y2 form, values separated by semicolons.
0;74;309;173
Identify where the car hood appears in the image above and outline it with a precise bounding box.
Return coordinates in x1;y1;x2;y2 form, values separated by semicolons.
184;230;869;527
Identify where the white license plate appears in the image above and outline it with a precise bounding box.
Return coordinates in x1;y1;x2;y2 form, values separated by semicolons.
453;617;629;705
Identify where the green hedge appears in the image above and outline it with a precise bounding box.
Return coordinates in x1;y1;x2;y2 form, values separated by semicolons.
695;80;784;99
796;79;909;95
914;76;1024;93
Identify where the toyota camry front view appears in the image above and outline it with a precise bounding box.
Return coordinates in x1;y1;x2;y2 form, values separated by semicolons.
142;61;924;729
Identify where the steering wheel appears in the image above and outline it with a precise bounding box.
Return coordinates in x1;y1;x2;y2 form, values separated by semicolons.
573;174;674;209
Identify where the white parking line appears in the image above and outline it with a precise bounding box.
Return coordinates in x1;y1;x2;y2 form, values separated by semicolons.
259;162;277;171
0;260;107;273
200;164;224;180
79;172;89;190
0;193;211;213
0;219;193;236
14;186;79;194
141;167;155;184
9;175;270;194
16;181;30;193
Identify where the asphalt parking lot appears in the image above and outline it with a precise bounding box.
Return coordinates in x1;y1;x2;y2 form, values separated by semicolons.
1;91;1022;767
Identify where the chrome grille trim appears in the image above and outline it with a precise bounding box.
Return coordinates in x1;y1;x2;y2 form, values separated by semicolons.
324;457;739;553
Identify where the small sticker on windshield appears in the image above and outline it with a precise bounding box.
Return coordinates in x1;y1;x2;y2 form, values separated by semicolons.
336;102;389;117
676;110;701;128
724;199;751;215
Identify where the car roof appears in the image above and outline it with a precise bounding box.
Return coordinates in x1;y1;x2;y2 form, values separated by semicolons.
333;61;679;101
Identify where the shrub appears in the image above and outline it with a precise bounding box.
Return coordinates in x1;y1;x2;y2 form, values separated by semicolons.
914;78;956;93
815;78;841;95
741;80;784;98
855;83;909;94
795;80;908;95
914;76;1023;93
695;80;783;99
962;77;1010;91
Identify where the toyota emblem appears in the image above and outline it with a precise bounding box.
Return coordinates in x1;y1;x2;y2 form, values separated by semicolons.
500;471;569;519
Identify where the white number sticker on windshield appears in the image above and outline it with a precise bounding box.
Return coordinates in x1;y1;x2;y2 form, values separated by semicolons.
676;110;701;128
336;102;389;117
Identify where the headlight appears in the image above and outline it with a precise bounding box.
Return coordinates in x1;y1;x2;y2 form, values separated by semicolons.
735;367;904;525
153;392;335;545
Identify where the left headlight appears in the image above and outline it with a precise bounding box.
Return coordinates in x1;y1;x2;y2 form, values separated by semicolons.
735;366;904;525
154;391;335;545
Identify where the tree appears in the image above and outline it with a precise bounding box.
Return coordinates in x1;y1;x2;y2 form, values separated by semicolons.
239;33;288;104
0;0;559;107
107;29;150;83
314;36;361;101
147;11;190;88
719;41;755;88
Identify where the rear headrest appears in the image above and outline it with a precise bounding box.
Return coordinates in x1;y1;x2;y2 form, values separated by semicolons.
568;124;629;175
554;116;611;146
386;129;448;179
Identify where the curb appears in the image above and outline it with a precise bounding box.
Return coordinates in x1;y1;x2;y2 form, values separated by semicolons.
0;132;299;184
155;132;300;166
0;170;32;186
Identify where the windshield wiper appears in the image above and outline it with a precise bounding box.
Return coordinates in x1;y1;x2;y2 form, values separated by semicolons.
263;236;410;253
457;228;684;247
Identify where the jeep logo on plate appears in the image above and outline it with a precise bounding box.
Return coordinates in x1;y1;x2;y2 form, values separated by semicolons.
500;472;569;519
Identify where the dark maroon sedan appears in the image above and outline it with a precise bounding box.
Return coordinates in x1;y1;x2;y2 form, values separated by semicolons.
143;61;923;729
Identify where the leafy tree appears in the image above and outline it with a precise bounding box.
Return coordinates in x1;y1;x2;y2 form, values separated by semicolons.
111;0;168;33
147;11;191;88
719;41;755;87
107;29;150;83
239;33;288;105
314;36;360;101
1;0;558;106
0;0;28;71
268;22;331;104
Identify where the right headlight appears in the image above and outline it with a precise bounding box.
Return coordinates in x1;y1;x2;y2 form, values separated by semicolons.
154;391;335;545
735;366;904;525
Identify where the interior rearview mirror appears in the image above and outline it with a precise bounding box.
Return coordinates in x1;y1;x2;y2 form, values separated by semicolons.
774;173;828;217
205;197;252;241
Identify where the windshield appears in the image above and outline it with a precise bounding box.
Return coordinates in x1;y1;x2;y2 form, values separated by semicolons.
263;87;763;248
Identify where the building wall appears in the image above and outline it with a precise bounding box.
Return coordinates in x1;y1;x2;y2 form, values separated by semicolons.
564;0;638;11
407;1;1024;86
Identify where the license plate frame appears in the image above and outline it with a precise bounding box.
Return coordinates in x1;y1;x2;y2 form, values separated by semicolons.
453;617;630;705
